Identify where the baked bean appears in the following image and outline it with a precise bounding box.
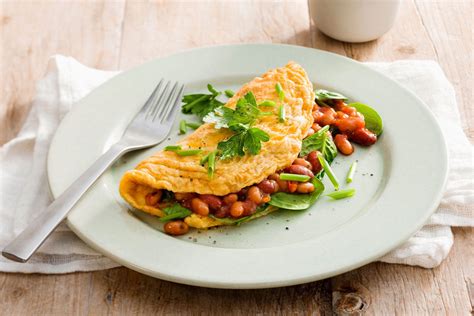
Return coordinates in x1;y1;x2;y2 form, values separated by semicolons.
297;182;315;193
336;111;349;120
350;128;377;146
242;200;257;216
306;128;315;137
334;134;354;155
312;123;322;132
191;198;209;216
293;158;312;170
307;151;322;174
334;116;365;133
223;193;238;205
333;100;346;111
213;205;229;218
288;181;298;193
262;195;271;203
258;179;279;194
164;220;189;236
286;164;314;178
276;179;288;192
230;201;245;218
247;186;263;204
268;174;280;181
174;192;195;201
145;191;162;206
317;107;336;126
341;106;357;116
200;194;222;210
312;110;323;121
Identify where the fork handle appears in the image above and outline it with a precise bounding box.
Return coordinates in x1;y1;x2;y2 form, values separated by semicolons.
2;142;130;262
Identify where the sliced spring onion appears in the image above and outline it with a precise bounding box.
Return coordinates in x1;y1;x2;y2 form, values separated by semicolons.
164;145;182;152
275;83;285;101
278;105;285;123
179;119;187;134
326;188;355;200
258;100;276;107
317;153;339;190
186;122;201;130
207;150;217;177
279;173;310;182
176;149;202;156
224;90;235;97
200;152;210;165
346;161;357;183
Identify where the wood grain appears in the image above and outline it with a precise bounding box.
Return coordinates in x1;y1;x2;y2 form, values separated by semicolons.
0;0;472;315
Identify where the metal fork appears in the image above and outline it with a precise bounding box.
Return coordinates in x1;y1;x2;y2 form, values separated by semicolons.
2;79;185;263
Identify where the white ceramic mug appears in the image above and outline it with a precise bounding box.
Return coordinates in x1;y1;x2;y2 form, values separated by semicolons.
309;0;401;43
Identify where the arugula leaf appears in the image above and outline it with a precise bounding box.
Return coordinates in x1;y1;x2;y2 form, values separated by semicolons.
268;178;325;210
300;125;337;164
159;204;192;222
181;84;225;119
348;102;383;136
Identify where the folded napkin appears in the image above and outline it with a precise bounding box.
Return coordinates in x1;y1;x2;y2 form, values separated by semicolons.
0;56;472;273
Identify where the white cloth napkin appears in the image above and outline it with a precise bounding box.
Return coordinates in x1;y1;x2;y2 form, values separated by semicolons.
0;56;472;273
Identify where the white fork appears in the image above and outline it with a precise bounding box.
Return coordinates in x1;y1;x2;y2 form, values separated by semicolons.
2;79;185;262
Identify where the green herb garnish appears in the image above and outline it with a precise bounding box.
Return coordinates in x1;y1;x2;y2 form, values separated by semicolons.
346;161;357;183
207;150;217;177
258;100;276;107
181;84;225;119
279;173;310;182
224;89;235;98
275;83;285;101
348;102;383;136
268;178;325;210
179;119;187;135
175;149;202;156
300;125;337;166
318;153;339;190
164;145;182;152
185;122;201;130
204;92;270;160
326;188;355;200
278;105;285;123
159;204;192;222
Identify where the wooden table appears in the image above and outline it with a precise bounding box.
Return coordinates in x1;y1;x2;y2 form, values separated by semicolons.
1;0;472;314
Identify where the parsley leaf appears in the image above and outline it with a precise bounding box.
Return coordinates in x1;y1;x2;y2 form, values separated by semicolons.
181;84;225;119
218;132;245;159
159;204;192;222
243;128;270;155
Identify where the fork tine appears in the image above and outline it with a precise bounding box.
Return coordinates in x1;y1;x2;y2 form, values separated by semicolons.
162;83;185;123
152;81;178;122
148;80;171;119
138;79;163;117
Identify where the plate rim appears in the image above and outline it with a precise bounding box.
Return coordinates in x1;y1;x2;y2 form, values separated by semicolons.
47;43;449;289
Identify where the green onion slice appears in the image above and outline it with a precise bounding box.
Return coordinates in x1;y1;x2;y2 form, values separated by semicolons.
275;83;285;101
279;173;310;182
258;100;276;107
176;149;202;156
278;105;285;123
186;122;201;130
200;152;210;165
317;153;339;190
207;150;217;177
164;145;182;152
179;119;187;135
224;90;235;97
326;188;355;200
346;161;357;183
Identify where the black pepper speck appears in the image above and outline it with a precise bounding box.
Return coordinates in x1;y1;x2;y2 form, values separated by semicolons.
285;227;289;230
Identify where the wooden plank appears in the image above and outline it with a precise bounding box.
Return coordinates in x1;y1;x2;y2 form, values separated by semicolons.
0;0;126;145
117;0;312;68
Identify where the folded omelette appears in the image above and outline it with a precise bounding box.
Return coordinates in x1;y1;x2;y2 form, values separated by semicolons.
119;62;315;228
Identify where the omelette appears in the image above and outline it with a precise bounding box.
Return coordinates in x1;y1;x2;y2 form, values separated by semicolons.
119;62;315;230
